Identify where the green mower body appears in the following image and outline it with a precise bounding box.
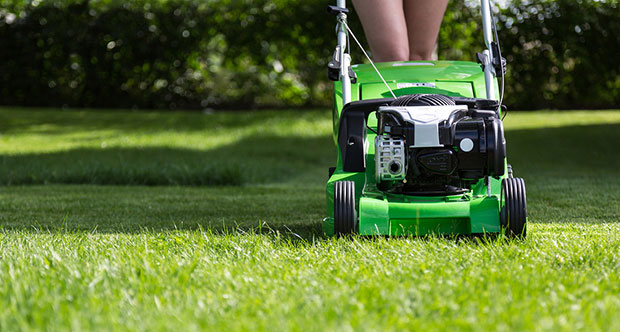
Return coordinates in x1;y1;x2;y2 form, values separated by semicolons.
324;60;523;237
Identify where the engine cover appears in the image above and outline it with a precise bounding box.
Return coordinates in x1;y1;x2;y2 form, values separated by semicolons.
377;105;468;148
372;95;506;194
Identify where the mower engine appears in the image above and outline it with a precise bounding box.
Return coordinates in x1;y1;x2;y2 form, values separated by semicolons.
374;94;506;194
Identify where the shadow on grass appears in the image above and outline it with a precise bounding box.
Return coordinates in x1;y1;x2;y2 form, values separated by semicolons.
0;134;335;186
506;123;620;178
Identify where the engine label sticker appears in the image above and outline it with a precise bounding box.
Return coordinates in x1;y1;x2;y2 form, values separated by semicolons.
396;82;436;89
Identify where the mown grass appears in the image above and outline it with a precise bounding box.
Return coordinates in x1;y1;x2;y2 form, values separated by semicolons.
0;107;619;331
0;108;332;185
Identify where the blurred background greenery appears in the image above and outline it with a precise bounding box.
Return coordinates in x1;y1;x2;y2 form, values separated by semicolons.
0;0;618;110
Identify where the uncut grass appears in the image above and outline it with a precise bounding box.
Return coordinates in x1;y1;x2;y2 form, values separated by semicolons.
1;225;619;331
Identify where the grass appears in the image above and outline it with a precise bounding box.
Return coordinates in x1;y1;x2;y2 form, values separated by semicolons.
0;107;619;331
0;108;332;185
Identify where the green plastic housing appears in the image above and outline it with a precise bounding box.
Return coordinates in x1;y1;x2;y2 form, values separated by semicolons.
324;60;506;236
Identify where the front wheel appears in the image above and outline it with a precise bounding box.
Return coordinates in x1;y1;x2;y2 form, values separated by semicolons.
500;177;527;239
334;181;357;236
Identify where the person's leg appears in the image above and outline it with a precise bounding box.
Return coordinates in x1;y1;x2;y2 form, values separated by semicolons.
351;0;409;62
403;0;449;60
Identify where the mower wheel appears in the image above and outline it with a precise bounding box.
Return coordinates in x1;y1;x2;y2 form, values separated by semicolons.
334;181;357;235
500;177;527;239
507;164;514;178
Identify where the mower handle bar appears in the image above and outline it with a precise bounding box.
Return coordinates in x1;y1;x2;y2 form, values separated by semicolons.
334;0;498;101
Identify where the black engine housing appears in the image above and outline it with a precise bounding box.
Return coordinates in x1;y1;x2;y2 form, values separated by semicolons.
376;94;506;194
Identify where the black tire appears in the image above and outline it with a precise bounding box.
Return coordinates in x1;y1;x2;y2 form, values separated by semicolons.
500;177;527;239
507;164;514;178
334;181;357;236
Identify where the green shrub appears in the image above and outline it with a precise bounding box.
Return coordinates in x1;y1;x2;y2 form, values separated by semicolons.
0;0;618;110
497;0;620;109
0;0;341;109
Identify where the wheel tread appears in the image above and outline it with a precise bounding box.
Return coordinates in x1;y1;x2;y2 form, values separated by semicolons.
334;181;357;236
501;177;527;239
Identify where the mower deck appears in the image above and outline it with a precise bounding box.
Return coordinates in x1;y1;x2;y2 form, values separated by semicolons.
325;168;503;237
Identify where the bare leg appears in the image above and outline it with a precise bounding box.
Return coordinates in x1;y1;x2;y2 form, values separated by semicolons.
403;0;449;60
351;0;409;62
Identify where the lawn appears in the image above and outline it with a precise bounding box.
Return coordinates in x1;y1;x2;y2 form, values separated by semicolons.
0;107;619;331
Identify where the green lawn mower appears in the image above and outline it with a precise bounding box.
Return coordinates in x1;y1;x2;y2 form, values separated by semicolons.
324;0;527;238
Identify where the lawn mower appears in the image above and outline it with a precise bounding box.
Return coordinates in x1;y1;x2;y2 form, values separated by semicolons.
324;0;527;238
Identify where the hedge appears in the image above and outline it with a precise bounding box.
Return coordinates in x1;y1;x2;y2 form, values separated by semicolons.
497;0;620;109
0;0;618;110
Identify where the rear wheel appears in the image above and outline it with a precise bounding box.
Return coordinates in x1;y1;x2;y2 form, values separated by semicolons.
500;177;527;239
334;181;357;236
